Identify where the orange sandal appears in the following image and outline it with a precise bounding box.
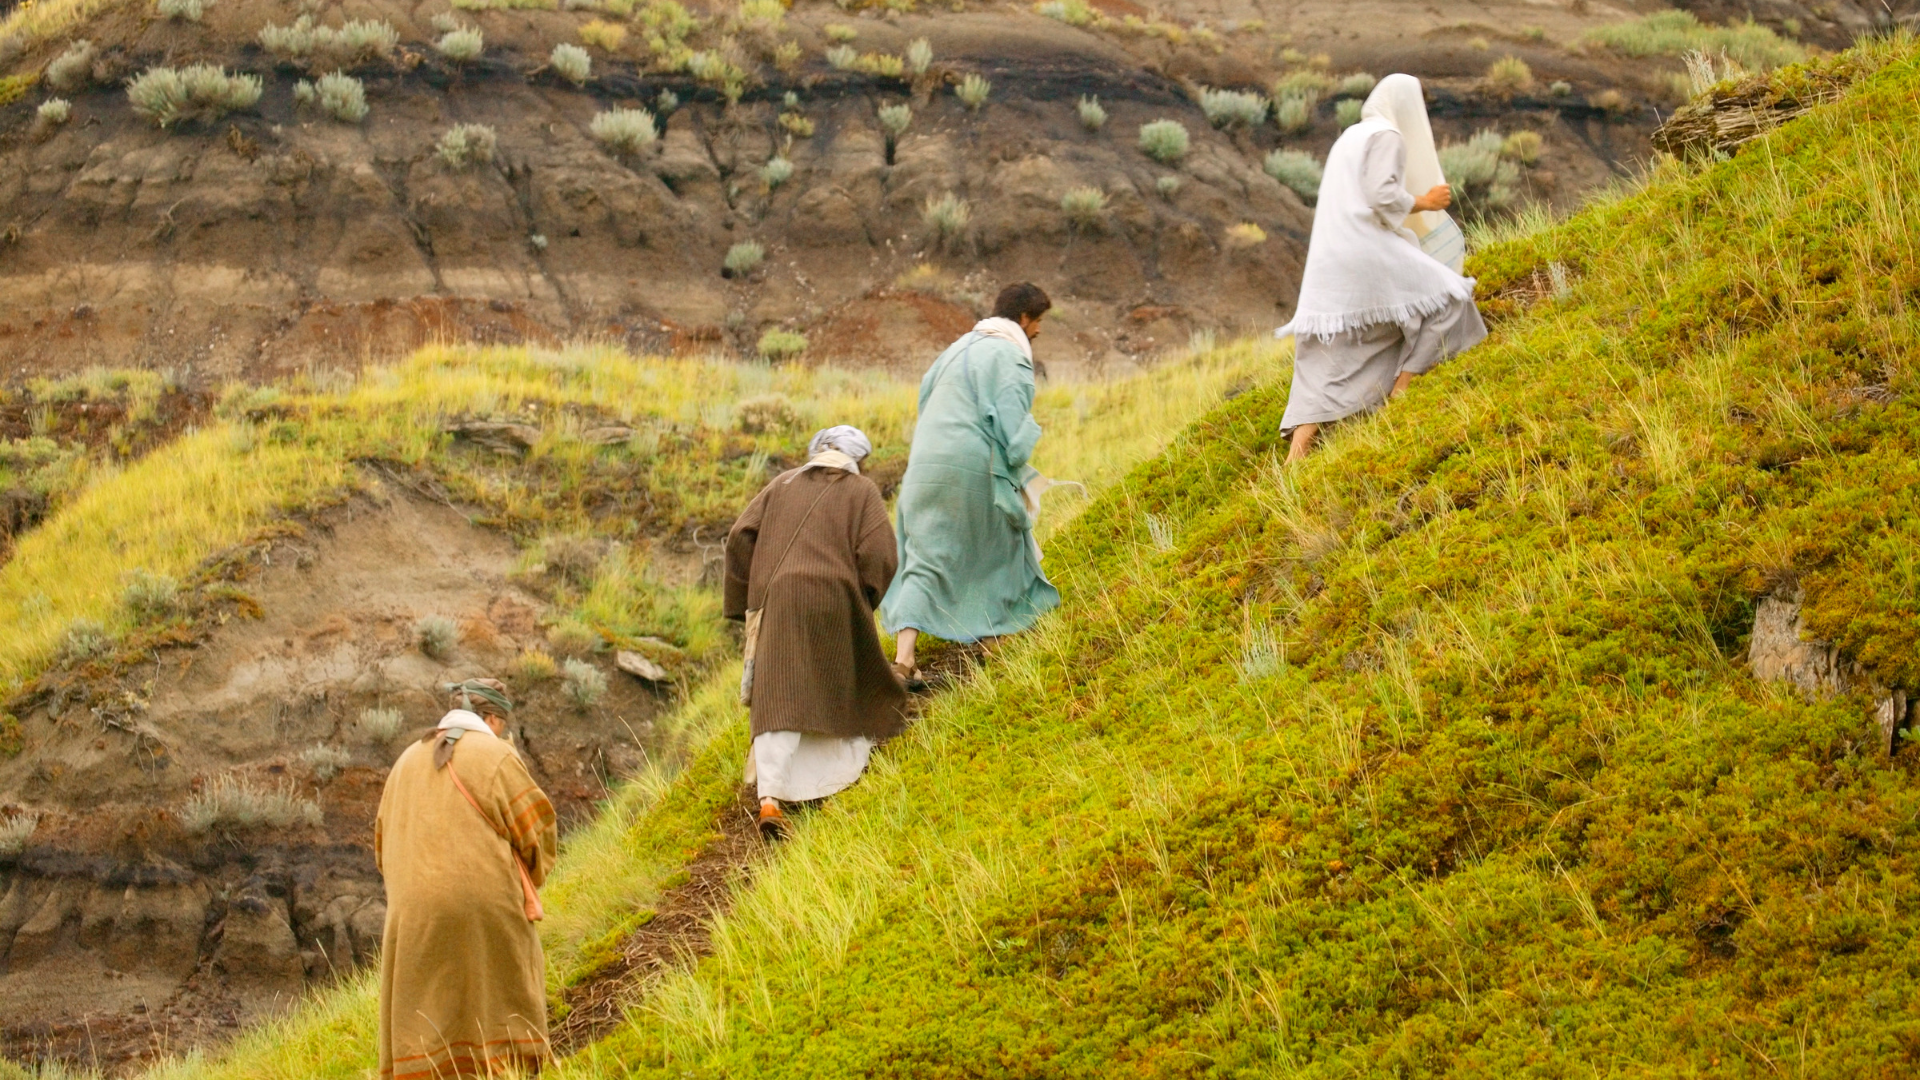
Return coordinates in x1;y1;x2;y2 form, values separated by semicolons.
757;801;790;840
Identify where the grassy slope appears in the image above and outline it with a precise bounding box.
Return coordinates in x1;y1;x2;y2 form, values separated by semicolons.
106;339;1281;1080
520;41;1920;1077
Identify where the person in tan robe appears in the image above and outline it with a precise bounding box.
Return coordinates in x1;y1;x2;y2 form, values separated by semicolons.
375;679;558;1079
725;426;909;838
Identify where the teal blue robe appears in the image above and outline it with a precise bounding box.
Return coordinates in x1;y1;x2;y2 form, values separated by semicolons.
880;331;1060;642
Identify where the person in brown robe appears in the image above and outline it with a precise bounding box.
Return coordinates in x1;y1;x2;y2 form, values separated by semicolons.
374;679;558;1079
725;425;909;838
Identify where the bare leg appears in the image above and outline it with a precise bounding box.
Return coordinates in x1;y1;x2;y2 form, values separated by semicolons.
760;796;778;811
1286;423;1320;463
893;627;919;669
1391;370;1415;398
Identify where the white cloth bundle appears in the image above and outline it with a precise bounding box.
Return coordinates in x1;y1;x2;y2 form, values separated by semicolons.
971;317;1034;363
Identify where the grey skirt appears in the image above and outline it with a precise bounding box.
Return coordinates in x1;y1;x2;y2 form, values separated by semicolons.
1280;295;1487;431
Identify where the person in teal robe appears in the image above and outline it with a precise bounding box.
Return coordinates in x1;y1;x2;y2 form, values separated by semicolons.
881;282;1061;685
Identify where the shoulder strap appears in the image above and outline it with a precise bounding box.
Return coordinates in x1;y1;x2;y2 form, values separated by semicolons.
762;475;837;581
443;740;545;922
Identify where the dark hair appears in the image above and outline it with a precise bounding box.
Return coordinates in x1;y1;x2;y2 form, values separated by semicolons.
992;282;1052;322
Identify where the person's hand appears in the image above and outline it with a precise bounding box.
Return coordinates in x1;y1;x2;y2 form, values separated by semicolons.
1410;184;1452;213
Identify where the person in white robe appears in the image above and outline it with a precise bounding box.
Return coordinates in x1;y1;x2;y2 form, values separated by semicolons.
1276;73;1488;462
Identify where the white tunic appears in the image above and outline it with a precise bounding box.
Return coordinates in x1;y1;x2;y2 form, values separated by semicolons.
744;730;875;802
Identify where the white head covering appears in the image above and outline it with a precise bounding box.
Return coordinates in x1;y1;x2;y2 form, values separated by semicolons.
971;317;1035;363
436;709;495;736
1360;74;1446;240
788;424;872;480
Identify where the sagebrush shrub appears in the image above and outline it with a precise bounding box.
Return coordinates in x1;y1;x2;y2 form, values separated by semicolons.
436;123;497;168
436;27;485;63
591;107;657;154
1060;185;1107;228
754;330;808;362
1337;72;1377;97
1275;94;1314;133
36;98;71;126
562;658;607;708
1156;174;1182;198
906;37;933;75
547;621;600;656
1503;129;1543;164
725;241;766;276
315;71;367;123
123;569;178;621
0;814;38;856
157;0;209;22
415;614;458;657
878;102;911;137
45;40;96;93
922;192;970;243
825;23;858;43
550;43;591;85
300;743;352;783
127;65;263;128
1200;87;1269;129
1264;148;1322;200
956;73;991;110
825;44;857;70
259;16;399;66
1486;55;1534;94
762;156;794;188
737;390;801;426
62;618;110;661
1137;119;1189;163
1335;98;1363;128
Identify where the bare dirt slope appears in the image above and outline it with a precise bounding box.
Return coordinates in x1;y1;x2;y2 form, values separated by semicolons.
0;0;1715;383
0;482;671;1071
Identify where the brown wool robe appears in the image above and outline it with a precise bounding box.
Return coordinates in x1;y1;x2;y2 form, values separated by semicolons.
375;729;558;1080
725;465;909;741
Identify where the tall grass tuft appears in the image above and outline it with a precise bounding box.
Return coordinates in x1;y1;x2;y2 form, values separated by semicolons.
0;813;38;856
1581;11;1803;70
1137;119;1189;163
180;775;322;834
922;192;971;245
1486;55;1534;94
906;37;933;75
1077;94;1107;131
415;615;458;658
1060;185;1108;229
300;744;352;783
359;706;405;741
156;0;209;22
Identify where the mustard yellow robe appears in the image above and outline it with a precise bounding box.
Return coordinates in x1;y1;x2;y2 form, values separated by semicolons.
375;730;558;1079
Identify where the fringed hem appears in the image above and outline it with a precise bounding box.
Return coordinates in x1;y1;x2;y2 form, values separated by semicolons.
1275;281;1476;343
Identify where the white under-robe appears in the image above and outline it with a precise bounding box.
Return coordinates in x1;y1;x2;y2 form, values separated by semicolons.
744;730;875;803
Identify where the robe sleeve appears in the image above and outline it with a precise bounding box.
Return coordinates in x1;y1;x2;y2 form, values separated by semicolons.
980;343;1043;472
1362;128;1417;230
724;486;768;621
853;482;899;607
492;751;558;889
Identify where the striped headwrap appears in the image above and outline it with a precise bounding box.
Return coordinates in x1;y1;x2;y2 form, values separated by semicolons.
444;678;513;714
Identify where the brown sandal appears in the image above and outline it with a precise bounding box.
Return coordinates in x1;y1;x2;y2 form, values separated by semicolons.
891;661;927;693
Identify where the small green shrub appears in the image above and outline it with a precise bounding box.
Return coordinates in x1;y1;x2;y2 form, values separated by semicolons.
1035;0;1094;25
878;102;912;138
126;65;263;128
1060;185;1107;228
825;44;857;70
44;41;96;94
513;649;559;682
1077;94;1106;131
724;240;766;276
1335;98;1363;128
922;192;971;243
415;614;458;658
1502;129;1543;164
1275;94;1314;133
1549;79;1572;97
580;18;627;51
854;53;905;78
1200;87;1269;129
1263;148;1322;199
180;775;321;834
1155;174;1182;198
1137;118;1189;162
259;17;400;66
906;37;933;75
315;71;367;123
1336;72;1376;97
1438;128;1523;214
359;706;405;741
562;657;608;708
436;123;497;169
62;619;109;661
300;743;352;783
1487;55;1535;94
36;98;71;126
825;23;858;43
157;0;209;22
123;569;178;621
436;27;485;63
756;331;808;362
762;156;794;188
956;73;991;110
1273;69;1335;98
551;43;592;85
591;108;657;154
1580;11;1803;70
293;80;315;106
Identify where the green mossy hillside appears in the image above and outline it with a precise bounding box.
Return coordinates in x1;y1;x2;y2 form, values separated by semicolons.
563;38;1920;1077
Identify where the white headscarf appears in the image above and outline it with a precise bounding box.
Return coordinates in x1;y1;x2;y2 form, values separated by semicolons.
971;317;1035;363
1360;74;1446;240
788;424;872;480
436;709;495;736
